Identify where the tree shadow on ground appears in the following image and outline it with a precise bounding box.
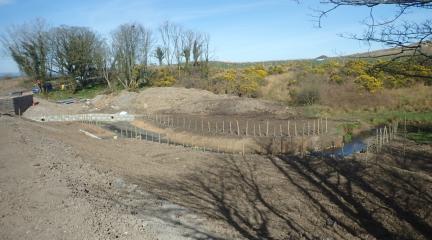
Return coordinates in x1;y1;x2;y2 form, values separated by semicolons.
132;142;432;239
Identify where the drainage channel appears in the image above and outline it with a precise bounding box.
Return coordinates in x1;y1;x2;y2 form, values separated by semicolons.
102;122;374;158
102;122;233;154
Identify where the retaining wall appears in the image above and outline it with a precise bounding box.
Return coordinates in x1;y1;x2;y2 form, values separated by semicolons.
0;94;33;115
28;113;135;122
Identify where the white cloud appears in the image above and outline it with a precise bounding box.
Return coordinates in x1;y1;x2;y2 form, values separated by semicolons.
0;0;12;6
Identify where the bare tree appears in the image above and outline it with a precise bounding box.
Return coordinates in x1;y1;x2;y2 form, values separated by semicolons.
159;21;174;66
192;33;203;67
154;46;165;66
112;23;152;89
0;19;49;82
316;1;432;59
182;30;195;68
201;33;211;78
96;41;117;89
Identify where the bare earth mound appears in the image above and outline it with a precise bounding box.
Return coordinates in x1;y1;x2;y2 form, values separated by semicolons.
92;87;291;116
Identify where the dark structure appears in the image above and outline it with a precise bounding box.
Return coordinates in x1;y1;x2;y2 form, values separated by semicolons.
0;93;33;115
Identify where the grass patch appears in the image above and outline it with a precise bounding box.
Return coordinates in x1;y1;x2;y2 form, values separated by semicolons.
41;85;108;101
406;131;432;144
330;109;432;126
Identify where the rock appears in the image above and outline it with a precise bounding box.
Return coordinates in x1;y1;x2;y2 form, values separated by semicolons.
112;178;126;189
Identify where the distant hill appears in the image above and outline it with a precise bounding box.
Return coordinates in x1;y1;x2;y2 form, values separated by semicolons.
347;42;432;59
0;72;21;79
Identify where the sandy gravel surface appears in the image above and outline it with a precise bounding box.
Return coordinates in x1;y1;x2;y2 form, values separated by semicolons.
92;87;292;116
0;116;229;240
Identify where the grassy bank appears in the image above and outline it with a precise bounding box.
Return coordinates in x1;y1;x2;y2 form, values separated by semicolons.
40;85;108;101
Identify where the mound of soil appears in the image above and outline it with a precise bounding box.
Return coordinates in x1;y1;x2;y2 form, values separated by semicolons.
23;97;89;119
92;87;292;116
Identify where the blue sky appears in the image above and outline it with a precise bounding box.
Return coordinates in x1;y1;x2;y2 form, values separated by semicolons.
0;0;428;73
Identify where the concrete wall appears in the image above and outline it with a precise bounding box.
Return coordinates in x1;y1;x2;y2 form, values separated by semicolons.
0;94;33;115
28;113;135;122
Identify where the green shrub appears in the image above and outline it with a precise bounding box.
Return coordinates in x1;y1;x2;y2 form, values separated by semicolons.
293;87;320;105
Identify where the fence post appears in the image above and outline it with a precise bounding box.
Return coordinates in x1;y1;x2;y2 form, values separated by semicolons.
287;121;290;137
246;120;249;136
385;126;389;143
266;121;269;137
229;121;232;134
236;120;240;136
222;120;225;133
259;123;262;137
253;124;256;137
280;124;283;137
313;120;316;136
242;142;245;156
302;122;305;136
294;122;297;137
379;128;383;149
325;117;328;133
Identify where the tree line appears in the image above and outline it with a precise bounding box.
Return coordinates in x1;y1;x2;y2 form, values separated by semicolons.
0;19;211;91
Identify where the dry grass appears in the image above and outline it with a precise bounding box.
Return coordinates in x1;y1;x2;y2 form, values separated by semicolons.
258;72;294;103
319;82;432;112
131;120;260;154
258;67;432;113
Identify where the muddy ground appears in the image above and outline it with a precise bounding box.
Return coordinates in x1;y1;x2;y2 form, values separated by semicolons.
1;115;431;239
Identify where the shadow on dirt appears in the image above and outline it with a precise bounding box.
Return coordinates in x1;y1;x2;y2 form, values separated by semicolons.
128;139;432;239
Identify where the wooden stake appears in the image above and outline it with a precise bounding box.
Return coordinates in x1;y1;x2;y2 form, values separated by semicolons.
222;120;225;133
266;121;269;136
259;123;262;137
246;120;249;136
242;143;245;156
302;122;305;136
325;117;328;133
313;121;316;135
287;121;290;137
229;121;232;134
236;120;240;136
294;122;297;136
280;124;283;137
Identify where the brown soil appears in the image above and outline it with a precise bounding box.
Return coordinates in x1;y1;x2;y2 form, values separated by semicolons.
1;115;431;239
91;87;293;116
